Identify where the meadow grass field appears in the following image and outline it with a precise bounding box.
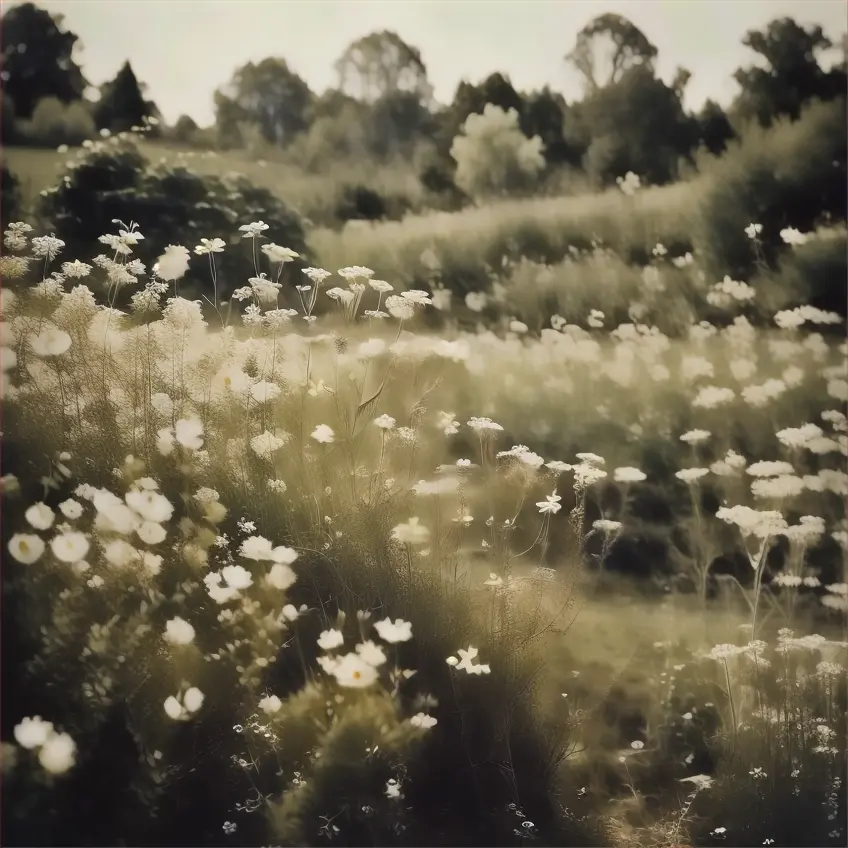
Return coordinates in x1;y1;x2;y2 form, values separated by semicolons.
1;123;846;848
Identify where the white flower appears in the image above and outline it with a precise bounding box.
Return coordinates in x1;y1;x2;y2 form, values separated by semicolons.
692;386;735;408
467;416;503;433
58;499;83;519
356;640;387;667
455;645;491;675
401;289;433;305
49;532;90;563
30;326;72;357
391;518;430;546
125;490;173;523
337;265;374;281
194;237;226;255
164;688;204;720
680;429;711;445
249;380;281;404
239;221;269;238
164;617;195;645
716;505;788;539
25;503;55;530
38;731;76;774
536;493;562;515
14;716;54;749
311;424;335;444
751;475;804;500
258;694;282;714
318;629;345;651
222;564;253;589
780;227;807;246
747;461;795;478
175;417;204;450
630;740;645;750
614;467;646;483
154;245;190;281
676;468;710;484
357;338;387;358
250;429;287;459
385;295;414;320
410;712;437;728
374;414;396;430
330;652;379;688
261;243;298;263
266;562;297;590
373;617;413;643
483;573;505;588
369;279;393;293
8;533;45;564
593;519;622;534
136;521;166;545
744;223;763;239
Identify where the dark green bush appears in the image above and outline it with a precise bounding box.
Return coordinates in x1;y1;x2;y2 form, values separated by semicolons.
38;138;307;303
693;97;847;282
1;163;22;232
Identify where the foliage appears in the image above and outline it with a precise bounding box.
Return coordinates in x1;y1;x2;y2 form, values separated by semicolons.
170;114;200;145
450;105;546;202
566;65;698;187
93;61;157;134
15;96;96;148
696;100;736;156
214;58;314;148
37;135;307;302
566;13;658;91
334;30;432;104
0;1;87;120
732;17;848;128
1;163;22;232
693;98;847;281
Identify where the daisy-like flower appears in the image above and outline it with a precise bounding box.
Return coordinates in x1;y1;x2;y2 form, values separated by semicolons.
258;694;282;714
175;417;204;450
61;259;92;278
154;245;190;281
25;503;55;531
355;640;387;667
163;617;195;645
266;562;297;590
311;424;335;444
38;731;76;774
373;617;413;643
164;687;205;720
238;221;269;239
261;243;298;263
49;531;90;563
536;493;562;515
14;716;55;749
194;237;226;255
59;499;83;520
330;653;379;688
318;629;345;651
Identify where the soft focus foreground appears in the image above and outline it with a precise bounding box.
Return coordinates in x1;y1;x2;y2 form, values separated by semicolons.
0;206;845;847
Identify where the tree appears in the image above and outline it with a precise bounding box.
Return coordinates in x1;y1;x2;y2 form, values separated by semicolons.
94;61;156;133
334;30;432;104
566;13;658;91
214;57;313;147
520;87;573;165
171;114;199;144
450;104;545;201
0;1;87;119
697;99;735;155
566;65;698;186
437;73;525;154
732;17;847;127
367;89;434;159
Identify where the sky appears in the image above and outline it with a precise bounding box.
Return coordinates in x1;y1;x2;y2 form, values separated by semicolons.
4;0;847;125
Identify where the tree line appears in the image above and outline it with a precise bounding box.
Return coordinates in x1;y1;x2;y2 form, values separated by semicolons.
1;2;845;191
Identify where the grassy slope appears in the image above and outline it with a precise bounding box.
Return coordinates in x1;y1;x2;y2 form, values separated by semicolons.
4;141;424;226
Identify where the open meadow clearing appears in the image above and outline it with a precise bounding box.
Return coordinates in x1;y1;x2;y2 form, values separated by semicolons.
1;2;846;846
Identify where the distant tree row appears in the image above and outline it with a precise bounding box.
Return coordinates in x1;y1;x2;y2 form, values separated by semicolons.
2;3;845;197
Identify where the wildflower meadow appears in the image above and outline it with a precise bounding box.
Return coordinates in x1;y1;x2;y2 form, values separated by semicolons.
1;3;846;847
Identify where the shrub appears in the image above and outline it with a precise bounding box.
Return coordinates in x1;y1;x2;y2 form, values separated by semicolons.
170;114;199;145
450;105;546;202
693;97;847;281
38;136;307;303
17;97;96;147
1;163;22;232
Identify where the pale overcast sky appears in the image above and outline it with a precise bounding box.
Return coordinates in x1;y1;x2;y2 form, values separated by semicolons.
5;0;847;125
